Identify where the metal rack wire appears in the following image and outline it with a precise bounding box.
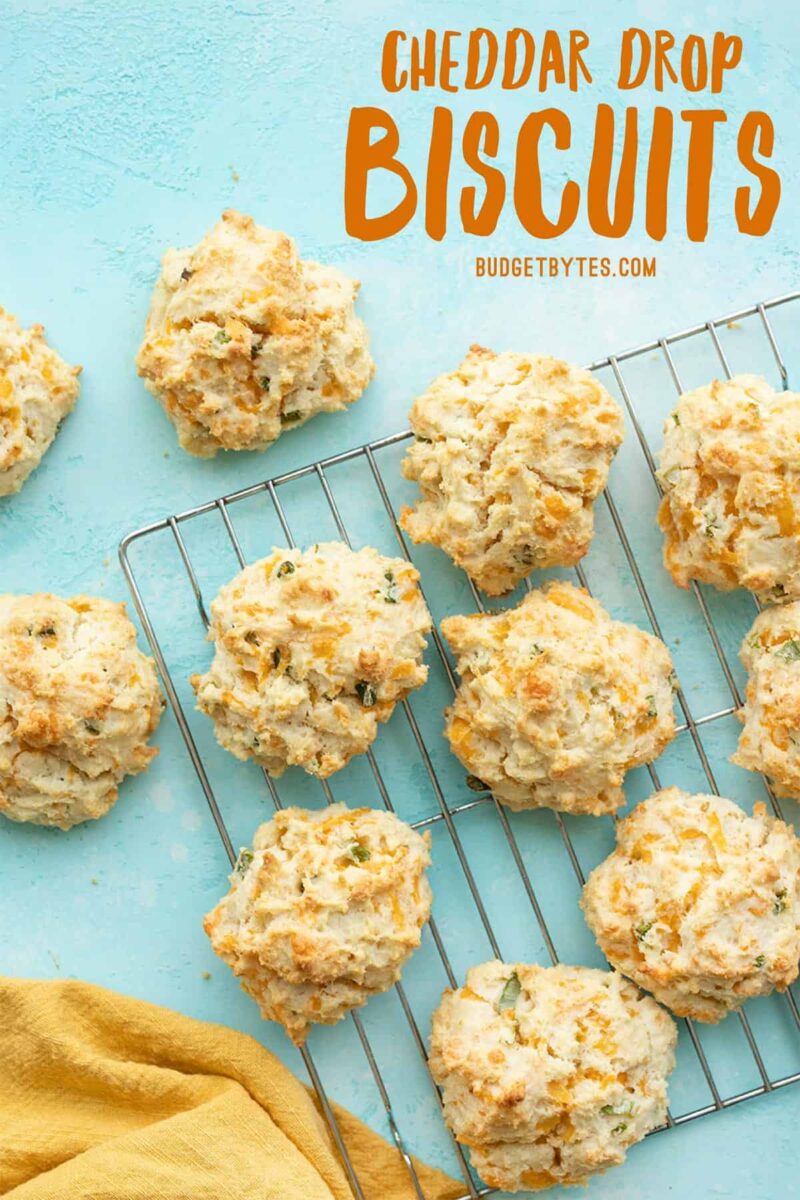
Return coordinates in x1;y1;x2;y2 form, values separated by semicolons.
120;292;800;1199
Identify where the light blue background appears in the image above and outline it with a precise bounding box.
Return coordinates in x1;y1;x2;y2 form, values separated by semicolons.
1;2;798;1197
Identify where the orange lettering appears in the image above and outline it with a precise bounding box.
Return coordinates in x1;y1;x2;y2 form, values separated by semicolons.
381;31;406;92
682;109;727;241
465;29;498;88
736;112;781;235
646;107;673;241
514;110;579;238
344;108;417;241
587;104;638;237
502;28;535;88
461;112;505;235
426;107;453;241
618;29;650;89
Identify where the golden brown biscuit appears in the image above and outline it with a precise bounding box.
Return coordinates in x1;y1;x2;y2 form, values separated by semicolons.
204;804;432;1043
441;582;676;813
192;542;431;777
429;960;676;1192
657;374;800;602
582;787;800;1021
137;210;374;456
0;307;80;496
399;346;624;595
0;594;163;828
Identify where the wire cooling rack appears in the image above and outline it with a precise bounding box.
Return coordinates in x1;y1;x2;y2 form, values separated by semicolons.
121;292;800;1200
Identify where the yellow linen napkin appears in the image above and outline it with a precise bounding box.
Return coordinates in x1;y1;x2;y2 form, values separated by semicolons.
0;977;463;1200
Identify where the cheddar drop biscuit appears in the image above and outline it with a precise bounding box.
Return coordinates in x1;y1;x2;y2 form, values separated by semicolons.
582;788;800;1022
192;543;431;777
429;961;676;1192
399;346;624;595
0;594;164;829
733;602;800;798
136;210;374;456
657;374;800;602
0;308;80;496
204;804;432;1043
441;582;676;813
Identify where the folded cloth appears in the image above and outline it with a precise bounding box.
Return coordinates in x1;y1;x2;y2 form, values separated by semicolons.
0;977;462;1200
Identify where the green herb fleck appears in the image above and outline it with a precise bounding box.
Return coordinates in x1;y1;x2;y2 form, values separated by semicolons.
466;774;487;793
530;643;544;657
38;625;56;638
250;340;262;359
601;1101;637;1118
234;848;254;877
350;843;371;863
748;634;763;651
281;411;301;424
611;1122;628;1136
515;544;545;567
84;721;101;735
214;329;231;344
771;583;788;600
276;561;295;578
244;630;260;645
635;921;653;940
259;375;271;390
645;695;657;718
272;648;282;668
356;681;377;707
773;889;788;914
668;671;679;691
754;954;766;969
415;435;432;444
774;640;800;663
498;972;521;1010
384;570;398;604
704;518;718;538
672;412;681;425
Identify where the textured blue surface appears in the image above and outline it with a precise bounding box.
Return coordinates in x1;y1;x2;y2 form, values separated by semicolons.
1;2;799;1197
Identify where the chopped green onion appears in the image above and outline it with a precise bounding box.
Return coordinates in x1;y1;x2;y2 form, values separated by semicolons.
234;848;254;877
350;843;371;863
466;775;487;793
754;954;766;969
774;639;800;663
276;561;295;578
530;643;544;657
259;375;271;390
356;681;377;707
214;329;231;344
645;695;657;718
281;411;301;424
672;412;681;425
611;1122;628;1135
384;570;398;604
498;972;521;1010
635;921;653;940
272;648;281;668
244;630;259;645
774;889;788;914
601;1101;637;1118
